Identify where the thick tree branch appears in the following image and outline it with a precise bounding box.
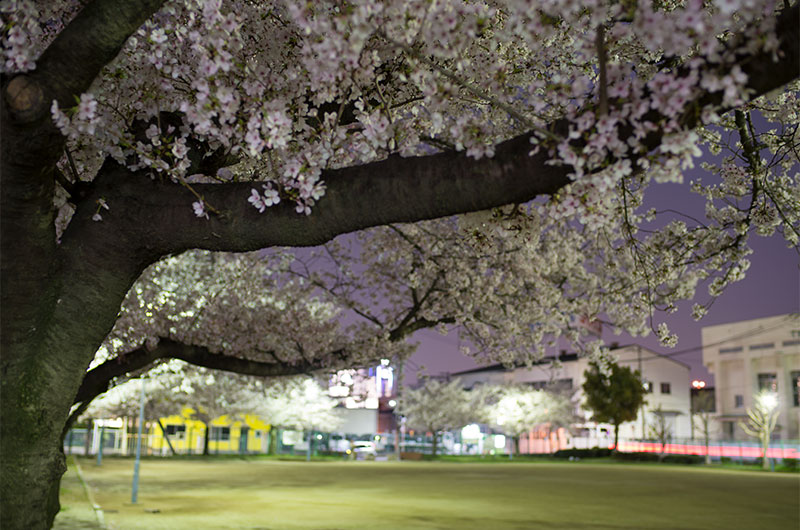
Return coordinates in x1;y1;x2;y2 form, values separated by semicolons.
1;0;166;366
73;338;346;406
66;5;799;260
389;317;457;342
6;0;166;124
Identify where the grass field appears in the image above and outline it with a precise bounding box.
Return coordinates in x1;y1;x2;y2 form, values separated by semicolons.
55;457;799;529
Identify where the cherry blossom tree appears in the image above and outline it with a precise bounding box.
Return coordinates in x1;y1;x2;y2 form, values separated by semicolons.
740;389;780;470
1;0;798;527
487;385;575;455
691;390;716;465
399;377;488;456
68;249;409;430
84;368;188;455
239;376;343;452
167;367;261;455
648;404;673;460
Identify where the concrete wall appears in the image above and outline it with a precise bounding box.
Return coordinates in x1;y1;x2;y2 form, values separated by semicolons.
337;407;378;435
702;313;800;440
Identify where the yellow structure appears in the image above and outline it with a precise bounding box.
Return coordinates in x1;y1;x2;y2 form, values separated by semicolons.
149;408;272;454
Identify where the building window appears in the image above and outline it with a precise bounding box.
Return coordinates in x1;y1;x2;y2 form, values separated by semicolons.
734;395;744;408
643;381;653;393
757;373;777;392
211;426;230;441
724;422;735;439
719;346;743;354
660;382;671;394
783;340;800;347
164;424;186;439
792;371;800;407
749;343;774;350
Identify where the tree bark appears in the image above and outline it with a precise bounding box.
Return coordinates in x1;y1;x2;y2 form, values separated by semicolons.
157;420;177;456
203;422;211;457
268;428;279;455
72;338;349;409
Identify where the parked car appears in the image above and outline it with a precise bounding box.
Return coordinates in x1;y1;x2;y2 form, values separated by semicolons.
347;441;377;460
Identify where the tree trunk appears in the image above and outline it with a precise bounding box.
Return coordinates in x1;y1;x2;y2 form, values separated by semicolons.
268;428;279;455
0;345;87;529
613;422;620;453
203;422;211;456
157;420;177;456
431;432;438;457
0;426;66;529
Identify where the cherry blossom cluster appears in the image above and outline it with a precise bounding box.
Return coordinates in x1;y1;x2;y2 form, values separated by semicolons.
9;0;789;231
11;0;798;367
97;249;412;375
0;0;39;72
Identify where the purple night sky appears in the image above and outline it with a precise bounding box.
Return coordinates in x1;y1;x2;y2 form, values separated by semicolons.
406;177;799;386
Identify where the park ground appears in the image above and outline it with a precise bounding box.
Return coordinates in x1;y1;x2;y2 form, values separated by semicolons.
55;456;799;529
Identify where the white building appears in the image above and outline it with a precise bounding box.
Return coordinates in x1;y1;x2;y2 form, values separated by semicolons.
701;313;800;440
453;344;692;441
326;361;396;435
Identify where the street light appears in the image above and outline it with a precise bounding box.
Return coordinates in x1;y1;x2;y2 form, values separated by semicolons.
741;390;780;471
691;380;706;389
759;392;778;411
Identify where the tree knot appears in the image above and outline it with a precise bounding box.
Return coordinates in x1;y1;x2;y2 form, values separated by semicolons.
4;75;46;123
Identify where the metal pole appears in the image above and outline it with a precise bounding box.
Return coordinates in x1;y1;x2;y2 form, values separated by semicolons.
638;348;645;438
395;358;405;461
131;379;146;504
96;425;105;466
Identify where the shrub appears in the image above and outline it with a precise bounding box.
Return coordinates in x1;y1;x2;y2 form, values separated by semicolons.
553;448;612;459
661;454;704;465
612;452;660;462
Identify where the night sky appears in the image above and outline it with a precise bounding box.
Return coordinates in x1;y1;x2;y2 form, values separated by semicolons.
407;178;799;386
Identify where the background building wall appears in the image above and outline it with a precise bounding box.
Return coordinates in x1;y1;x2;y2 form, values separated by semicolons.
702;313;800;440
453;344;692;441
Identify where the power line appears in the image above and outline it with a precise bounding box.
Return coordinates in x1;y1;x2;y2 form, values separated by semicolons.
632;314;798;364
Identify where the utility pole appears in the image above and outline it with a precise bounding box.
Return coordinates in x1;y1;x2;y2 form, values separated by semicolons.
131;379;146;504
639;347;645;439
96;424;105;466
394;358;405;460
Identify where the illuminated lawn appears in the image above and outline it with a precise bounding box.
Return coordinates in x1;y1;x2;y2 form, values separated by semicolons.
59;457;798;529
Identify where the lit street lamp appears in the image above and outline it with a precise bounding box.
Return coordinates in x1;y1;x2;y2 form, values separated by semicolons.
740;390;780;471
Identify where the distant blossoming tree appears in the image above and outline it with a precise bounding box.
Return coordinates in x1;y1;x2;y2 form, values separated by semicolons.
1;1;798;526
488;385;575;455
691;390;716;465
648;405;673;460
740;390;780;470
239;376;343;440
400;378;488;456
